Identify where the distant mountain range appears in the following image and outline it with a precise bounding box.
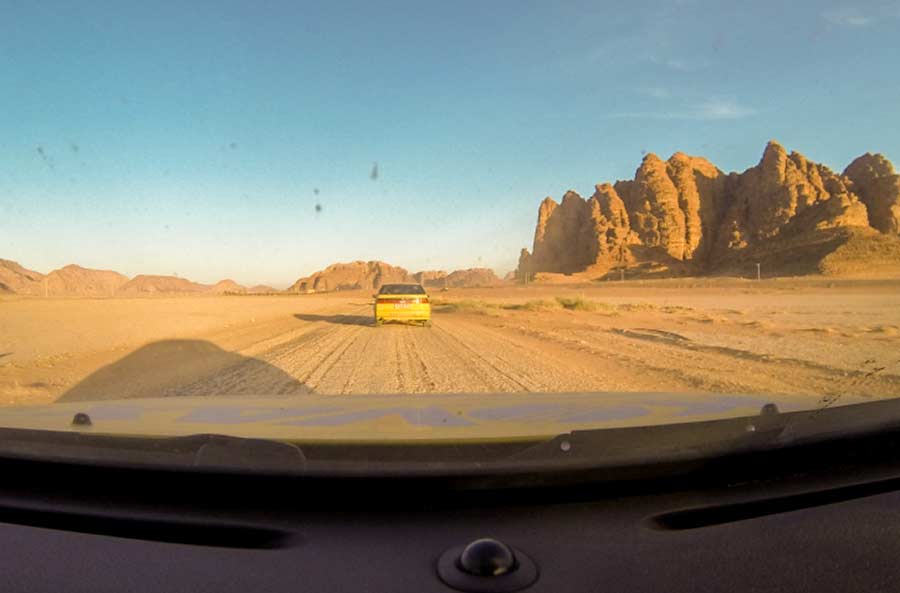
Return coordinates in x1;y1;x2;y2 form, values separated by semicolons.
0;262;277;296
517;141;900;279
0;259;505;297
288;262;503;293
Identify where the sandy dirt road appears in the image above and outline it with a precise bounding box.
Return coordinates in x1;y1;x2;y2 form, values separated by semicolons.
2;281;900;406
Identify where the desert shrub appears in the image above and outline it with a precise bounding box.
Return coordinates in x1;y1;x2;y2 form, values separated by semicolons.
436;299;497;314
511;299;561;311
554;296;615;313
617;302;657;312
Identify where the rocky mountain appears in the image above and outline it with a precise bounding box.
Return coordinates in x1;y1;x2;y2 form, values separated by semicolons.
413;270;448;288
289;262;508;293
289;261;414;293
843;153;900;235
518;141;900;279
46;264;129;296
207;279;247;294
0;260;260;296
0;259;44;294
1;261;129;296
247;285;280;294
445;268;503;287
2;256;507;297
116;274;209;295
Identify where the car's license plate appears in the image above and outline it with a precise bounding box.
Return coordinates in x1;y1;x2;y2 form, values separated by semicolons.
394;303;411;309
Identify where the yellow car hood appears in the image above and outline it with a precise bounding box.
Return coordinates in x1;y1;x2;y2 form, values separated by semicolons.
0;392;871;444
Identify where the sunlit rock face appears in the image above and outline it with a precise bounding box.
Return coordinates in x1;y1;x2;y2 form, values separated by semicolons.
519;141;899;278
843;152;900;235
290;261;414;292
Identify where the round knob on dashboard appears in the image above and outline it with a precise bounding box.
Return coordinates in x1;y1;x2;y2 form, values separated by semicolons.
458;538;517;577
437;538;538;592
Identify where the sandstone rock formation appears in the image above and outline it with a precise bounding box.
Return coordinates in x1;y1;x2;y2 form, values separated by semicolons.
518;141;900;279
0;259;44;294
3;256;507;297
843;153;900;235
1;261;220;296
207;279;247;294
620;153;688;260
289;261;414;293
46;265;129;296
520;183;643;280
1;261;130;296
289;262;508;293
444;268;503;288
413;270;448;288
247;285;279;294
1;262;233;296
116;274;209;295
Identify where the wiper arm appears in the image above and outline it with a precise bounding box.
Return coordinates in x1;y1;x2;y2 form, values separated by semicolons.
0;431;307;475
506;398;900;474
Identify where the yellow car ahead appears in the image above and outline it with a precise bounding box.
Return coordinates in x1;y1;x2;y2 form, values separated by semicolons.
374;283;431;327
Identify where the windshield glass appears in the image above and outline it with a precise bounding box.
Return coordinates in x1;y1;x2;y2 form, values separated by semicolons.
379;285;427;295
1;1;899;450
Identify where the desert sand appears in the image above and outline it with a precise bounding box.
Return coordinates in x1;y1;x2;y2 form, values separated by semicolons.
1;278;899;406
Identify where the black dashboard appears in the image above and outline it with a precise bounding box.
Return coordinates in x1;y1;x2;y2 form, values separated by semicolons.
2;407;900;592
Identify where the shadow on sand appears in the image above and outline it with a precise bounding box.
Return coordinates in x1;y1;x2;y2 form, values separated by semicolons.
57;339;307;403
293;313;375;327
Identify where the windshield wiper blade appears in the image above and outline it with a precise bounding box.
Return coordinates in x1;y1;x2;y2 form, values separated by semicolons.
504;398;900;473
0;431;307;475
502;403;785;465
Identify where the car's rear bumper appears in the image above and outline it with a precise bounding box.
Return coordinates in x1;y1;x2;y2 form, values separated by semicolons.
375;306;431;322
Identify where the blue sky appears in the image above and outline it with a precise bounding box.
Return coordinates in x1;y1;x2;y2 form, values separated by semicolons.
1;0;899;286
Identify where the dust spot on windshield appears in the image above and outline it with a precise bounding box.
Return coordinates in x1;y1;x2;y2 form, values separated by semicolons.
315;203;323;213
711;33;725;52
36;145;54;169
370;162;379;180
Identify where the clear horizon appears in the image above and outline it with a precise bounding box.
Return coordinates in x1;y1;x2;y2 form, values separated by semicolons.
3;1;899;286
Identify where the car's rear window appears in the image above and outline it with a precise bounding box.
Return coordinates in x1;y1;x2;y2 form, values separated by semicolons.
379;284;426;295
